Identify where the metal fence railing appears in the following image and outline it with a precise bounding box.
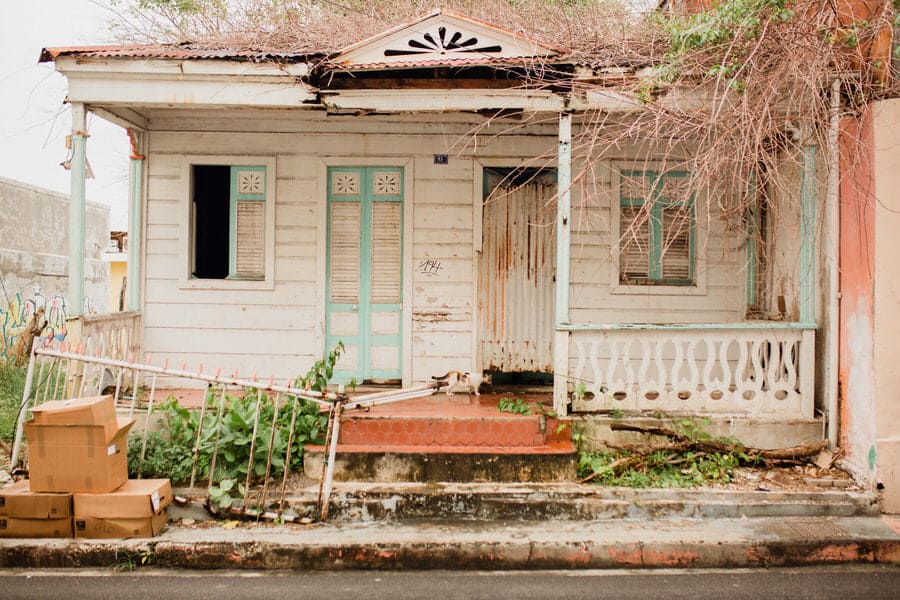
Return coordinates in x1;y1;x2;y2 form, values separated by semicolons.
9;339;435;520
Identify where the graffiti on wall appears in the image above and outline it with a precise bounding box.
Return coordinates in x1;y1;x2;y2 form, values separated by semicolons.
0;283;69;360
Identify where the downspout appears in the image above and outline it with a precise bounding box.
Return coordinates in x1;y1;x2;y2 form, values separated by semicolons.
68;103;88;317
126;128;145;312
826;77;842;450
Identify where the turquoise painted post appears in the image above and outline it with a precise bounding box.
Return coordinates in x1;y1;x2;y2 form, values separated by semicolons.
126;129;144;311
556;113;572;326
800;143;817;324
745;168;758;309
68;103;87;317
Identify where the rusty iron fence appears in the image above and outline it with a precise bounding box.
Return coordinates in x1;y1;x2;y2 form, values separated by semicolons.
9;339;435;521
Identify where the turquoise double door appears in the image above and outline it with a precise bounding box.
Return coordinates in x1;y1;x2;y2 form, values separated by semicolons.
326;167;403;383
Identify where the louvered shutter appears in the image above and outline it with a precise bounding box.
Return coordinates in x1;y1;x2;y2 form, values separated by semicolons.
619;205;650;282
661;206;691;281
370;201;401;303
659;174;693;283
329;202;361;303
230;166;266;279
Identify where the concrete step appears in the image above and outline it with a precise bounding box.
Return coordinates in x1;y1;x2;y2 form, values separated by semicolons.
261;482;882;522
303;442;577;483
337;413;569;447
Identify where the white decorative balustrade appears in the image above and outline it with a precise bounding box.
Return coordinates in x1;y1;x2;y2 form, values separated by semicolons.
567;326;815;419
76;311;143;359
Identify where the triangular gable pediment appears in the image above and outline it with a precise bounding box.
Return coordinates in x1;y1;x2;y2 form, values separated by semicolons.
334;9;561;68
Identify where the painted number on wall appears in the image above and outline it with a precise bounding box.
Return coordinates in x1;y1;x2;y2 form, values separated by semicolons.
416;259;443;277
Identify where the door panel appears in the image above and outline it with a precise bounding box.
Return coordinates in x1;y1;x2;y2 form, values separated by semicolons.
326;167;403;383
480;168;556;373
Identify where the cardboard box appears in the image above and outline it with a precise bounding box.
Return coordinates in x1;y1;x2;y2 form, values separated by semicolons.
30;396;117;440
74;512;167;539
74;479;173;518
0;516;73;538
25;418;134;493
0;480;72;518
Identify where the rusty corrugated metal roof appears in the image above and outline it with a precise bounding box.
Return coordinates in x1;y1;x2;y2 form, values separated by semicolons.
330;55;570;72
39;43;322;63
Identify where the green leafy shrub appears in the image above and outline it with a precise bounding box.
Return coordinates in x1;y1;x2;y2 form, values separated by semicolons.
128;344;343;487
127;390;328;486
0;362;27;447
497;397;532;415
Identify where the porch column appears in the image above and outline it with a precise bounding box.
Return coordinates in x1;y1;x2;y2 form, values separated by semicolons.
553;113;572;415
68;103;88;317
799;136;817;325
126;128;145;312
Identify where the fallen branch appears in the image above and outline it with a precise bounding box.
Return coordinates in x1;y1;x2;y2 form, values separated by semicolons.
578;424;831;484
0;437;10;455
609;422;829;460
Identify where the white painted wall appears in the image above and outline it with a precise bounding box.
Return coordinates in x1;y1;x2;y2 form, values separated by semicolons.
0;176;109;358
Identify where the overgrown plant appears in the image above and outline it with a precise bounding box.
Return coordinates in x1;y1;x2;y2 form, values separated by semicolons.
127;390;328;488
498;397;533;415
0;361;27;451
575;416;758;488
127;345;346;508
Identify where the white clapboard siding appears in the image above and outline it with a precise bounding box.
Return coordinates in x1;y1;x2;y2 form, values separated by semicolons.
140;118;746;384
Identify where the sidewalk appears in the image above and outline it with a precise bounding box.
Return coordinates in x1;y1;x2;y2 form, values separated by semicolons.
2;484;899;571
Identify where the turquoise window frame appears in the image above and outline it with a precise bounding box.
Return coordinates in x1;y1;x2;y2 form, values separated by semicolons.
228;165;267;280
619;169;695;286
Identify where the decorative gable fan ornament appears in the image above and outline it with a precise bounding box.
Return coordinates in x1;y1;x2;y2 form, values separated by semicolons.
384;26;502;57
333;9;560;69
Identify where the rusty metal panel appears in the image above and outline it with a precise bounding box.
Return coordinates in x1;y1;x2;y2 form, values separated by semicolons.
479;169;555;372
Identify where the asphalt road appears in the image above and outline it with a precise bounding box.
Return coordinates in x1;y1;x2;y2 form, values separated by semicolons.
3;566;900;600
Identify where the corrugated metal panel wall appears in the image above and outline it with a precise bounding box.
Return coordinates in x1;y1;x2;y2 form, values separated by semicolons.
479;169;556;372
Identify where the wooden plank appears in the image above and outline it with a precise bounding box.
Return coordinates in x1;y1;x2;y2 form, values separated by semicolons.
412;243;474;260
143;278;311;305
414;180;473;205
412;228;473;245
274;256;317;283
148;131;556;158
410;356;472;384
144;302;317;330
135;352;319;383
143;327;317;355
413;205;472;230
411;257;472;284
146;224;181;242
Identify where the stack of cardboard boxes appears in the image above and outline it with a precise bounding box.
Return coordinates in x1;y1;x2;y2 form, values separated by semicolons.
0;395;171;539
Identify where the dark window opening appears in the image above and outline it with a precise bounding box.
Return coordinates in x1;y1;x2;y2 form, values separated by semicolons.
192;165;230;279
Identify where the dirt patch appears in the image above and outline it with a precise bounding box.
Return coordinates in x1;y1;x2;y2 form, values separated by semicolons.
712;463;859;493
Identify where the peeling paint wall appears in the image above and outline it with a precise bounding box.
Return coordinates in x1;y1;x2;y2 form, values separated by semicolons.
838;112;877;482
0;177;109;359
871;99;900;513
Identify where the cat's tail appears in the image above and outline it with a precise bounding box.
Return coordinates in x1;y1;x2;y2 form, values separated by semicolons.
431;372;450;381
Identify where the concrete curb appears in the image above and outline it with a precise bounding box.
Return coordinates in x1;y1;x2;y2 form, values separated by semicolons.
3;516;899;571
171;483;881;522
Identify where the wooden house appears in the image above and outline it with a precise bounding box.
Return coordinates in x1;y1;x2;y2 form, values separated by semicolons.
41;10;829;426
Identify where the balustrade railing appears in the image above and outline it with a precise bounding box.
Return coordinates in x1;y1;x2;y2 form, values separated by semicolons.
566;326;815;419
74;310;142;358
